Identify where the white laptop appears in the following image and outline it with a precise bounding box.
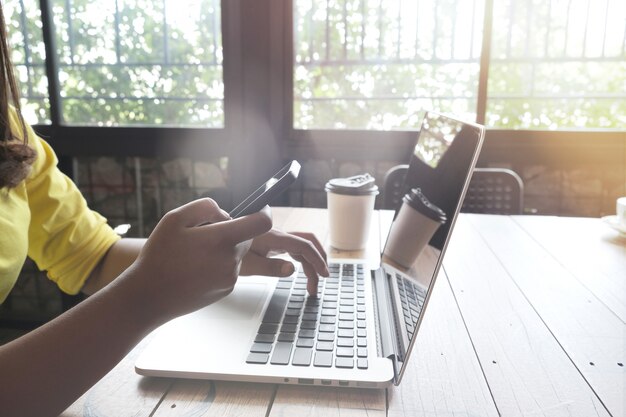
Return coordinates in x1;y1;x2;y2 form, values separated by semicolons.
135;112;485;388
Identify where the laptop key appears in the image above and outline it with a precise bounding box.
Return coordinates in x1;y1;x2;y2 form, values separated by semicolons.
357;358;368;369
292;347;313;366
300;320;317;330
337;338;354;347
357;338;367;347
305;297;321;306
285;308;301;316
278;332;296;342
299;329;316;339
262;289;290;324
338;321;353;329
336;348;354;357
357;348;367;358
254;334;275;343
335;357;354;368
338;329;354;338
280;323;298;333
357;328;367;338
319;324;335;333
320;316;336;324
316;341;334;351
314;351;333;367
246;352;269;364
270;342;293;365
250;343;272;354
317;332;334;342
296;338;314;348
302;313;318;321
258;323;279;334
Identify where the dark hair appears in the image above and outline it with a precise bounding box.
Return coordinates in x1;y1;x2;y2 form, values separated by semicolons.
0;3;36;189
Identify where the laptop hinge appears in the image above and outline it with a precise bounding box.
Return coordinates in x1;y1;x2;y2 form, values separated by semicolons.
372;269;400;382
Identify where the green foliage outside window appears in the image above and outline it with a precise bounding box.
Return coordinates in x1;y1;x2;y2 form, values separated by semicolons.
6;0;223;127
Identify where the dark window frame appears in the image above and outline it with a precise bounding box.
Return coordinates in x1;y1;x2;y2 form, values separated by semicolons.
32;0;240;159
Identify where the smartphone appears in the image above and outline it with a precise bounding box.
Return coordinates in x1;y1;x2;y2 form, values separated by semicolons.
229;160;301;218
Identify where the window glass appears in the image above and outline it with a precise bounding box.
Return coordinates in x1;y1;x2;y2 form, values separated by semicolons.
53;0;223;126
5;0;50;125
293;0;485;130
487;0;626;129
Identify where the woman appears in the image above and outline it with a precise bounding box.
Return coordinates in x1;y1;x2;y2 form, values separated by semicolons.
0;3;328;415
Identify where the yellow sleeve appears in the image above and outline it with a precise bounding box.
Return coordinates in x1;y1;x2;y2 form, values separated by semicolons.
23;125;120;295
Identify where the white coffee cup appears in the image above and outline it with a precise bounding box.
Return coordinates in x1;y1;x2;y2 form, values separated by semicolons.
617;197;626;227
383;188;447;268
325;174;379;250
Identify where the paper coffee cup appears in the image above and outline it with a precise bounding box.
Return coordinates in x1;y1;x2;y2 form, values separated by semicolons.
383;188;447;268
325;174;379;250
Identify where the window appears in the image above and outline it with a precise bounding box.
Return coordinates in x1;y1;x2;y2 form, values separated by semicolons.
5;0;224;127
294;0;484;130
293;0;626;131
5;0;50;124
487;0;626;129
52;0;223;126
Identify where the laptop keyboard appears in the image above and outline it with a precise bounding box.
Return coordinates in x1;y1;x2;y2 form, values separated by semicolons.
395;273;426;340
246;262;369;369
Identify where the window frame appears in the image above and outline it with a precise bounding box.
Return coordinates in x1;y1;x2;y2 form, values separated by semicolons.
32;0;240;158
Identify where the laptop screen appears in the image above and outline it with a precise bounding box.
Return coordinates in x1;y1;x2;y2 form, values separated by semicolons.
381;112;484;383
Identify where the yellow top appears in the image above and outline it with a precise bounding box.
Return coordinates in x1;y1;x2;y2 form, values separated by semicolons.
0;110;120;303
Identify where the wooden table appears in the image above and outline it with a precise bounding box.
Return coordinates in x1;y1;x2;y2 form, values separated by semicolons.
61;208;626;417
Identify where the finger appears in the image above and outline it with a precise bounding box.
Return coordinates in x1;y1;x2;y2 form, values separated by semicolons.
240;252;295;277
287;237;329;278
259;232;329;278
301;262;320;297
211;206;273;244
290;232;327;261
169;198;230;227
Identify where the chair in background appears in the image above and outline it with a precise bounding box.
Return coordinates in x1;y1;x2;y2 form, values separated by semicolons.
382;164;410;211
382;165;524;214
461;168;524;214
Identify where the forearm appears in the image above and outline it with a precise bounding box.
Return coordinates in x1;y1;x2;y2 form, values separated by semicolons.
82;238;145;295
0;266;159;417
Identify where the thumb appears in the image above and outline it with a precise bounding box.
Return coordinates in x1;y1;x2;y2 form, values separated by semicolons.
240;252;295;277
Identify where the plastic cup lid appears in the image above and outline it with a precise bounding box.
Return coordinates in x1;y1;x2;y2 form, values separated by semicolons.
325;174;379;196
403;188;447;223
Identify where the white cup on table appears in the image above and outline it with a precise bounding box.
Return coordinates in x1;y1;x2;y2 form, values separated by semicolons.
325;174;379;250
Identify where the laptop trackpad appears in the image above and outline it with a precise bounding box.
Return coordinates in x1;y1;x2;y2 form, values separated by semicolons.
199;282;267;321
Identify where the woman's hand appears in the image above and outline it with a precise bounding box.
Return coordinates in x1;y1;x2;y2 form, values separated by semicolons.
239;229;329;296
127;198;272;322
